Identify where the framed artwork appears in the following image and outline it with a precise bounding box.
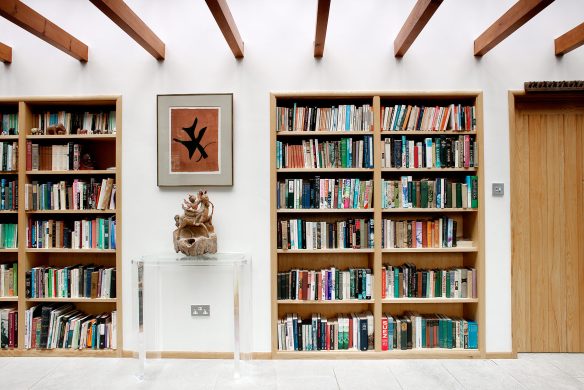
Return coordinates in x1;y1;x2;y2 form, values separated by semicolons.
157;94;233;186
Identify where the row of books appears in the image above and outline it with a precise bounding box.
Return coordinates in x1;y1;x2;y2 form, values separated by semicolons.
277;312;374;351
0;141;18;172
276;104;373;132
382;265;477;299
26;266;116;299
27;142;85;171
381;313;478;350
27;217;116;250
382;217;458;249
276;136;374;169
277;268;373;301
24;178;116;211
0;179;17;211
277;218;374;250
0;224;17;249
0;308;17;349
380;136;478;168
380;177;478;209
33;111;116;134
276;178;373;210
381;104;476;132
0;263;17;297
0;113;18;135
25;304;116;350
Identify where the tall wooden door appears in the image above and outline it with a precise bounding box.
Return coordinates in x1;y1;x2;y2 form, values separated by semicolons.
511;92;584;353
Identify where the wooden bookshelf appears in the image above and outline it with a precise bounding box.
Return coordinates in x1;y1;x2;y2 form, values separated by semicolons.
0;96;122;357
271;92;484;358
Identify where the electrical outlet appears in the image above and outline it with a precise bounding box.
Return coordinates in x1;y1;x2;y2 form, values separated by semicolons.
191;305;210;317
492;183;504;197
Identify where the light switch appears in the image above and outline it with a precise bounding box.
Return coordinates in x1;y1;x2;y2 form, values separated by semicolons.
492;183;504;197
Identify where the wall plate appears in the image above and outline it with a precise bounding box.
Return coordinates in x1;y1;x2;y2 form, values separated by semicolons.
191;305;210;317
492;183;504;196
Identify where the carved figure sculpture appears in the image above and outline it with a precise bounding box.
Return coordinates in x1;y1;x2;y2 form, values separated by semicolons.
173;190;217;256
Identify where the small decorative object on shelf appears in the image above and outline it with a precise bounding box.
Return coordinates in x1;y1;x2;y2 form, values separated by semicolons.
173;190;217;255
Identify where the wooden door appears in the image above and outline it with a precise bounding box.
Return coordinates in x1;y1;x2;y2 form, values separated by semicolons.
511;92;584;353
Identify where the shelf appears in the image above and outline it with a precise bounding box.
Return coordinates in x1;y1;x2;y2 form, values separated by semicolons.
27;134;116;141
377;348;480;358
0;297;18;302
275;349;480;359
0;249;18;253
277;299;373;305
382;298;478;304
0;171;17;175
276;131;374;137
8;349;119;357
0;210;17;214
27;209;116;214
275;350;378;359
382;208;477;213
381;131;476;136
26;170;115;175
381;168;477;172
382;247;477;253
277;168;373;173
26;297;116;303
0;135;19;140
26;248;116;254
277;208;374;213
277;249;375;254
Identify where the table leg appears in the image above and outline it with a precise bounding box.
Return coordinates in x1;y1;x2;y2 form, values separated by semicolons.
233;263;241;379
137;261;145;380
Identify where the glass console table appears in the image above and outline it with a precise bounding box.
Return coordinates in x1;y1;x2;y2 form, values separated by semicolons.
132;252;252;380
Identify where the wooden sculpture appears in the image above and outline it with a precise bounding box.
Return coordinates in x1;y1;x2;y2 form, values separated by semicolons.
173;190;217;256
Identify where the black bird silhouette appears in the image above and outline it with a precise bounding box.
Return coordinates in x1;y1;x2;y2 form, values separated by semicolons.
173;117;213;162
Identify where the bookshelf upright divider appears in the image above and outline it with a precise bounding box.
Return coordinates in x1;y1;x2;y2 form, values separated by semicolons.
271;92;485;358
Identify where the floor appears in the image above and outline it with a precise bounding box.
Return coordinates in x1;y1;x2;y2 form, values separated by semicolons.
0;354;583;389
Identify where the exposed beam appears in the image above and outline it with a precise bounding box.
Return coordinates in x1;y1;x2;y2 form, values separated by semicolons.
0;0;88;61
314;0;331;58
474;0;555;57
394;0;443;57
90;0;165;60
205;0;244;58
555;22;584;56
0;42;12;63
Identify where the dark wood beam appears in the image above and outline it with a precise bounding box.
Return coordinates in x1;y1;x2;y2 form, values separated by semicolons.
314;0;331;58
394;0;443;57
90;0;165;60
0;42;12;63
555;22;584;56
0;0;88;61
474;0;555;56
205;0;244;58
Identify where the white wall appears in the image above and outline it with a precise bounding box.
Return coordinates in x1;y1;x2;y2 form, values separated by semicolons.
1;0;583;353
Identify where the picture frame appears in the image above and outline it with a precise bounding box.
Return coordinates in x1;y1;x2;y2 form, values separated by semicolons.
157;93;233;186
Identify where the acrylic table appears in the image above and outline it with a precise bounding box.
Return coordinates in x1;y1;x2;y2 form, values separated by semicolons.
132;252;252;380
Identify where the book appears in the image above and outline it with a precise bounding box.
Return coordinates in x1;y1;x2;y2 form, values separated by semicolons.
27;217;116;250
32;110;116;134
24;178;116;211
277;178;372;210
278;268;372;301
380;136;477;168
382;217;460;249
278;218;373;250
276;104;373;132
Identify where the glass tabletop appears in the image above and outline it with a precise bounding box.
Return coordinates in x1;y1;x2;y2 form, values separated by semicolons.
133;252;249;266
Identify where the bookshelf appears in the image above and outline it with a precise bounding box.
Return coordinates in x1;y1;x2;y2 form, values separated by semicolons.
270;92;484;358
0;96;122;357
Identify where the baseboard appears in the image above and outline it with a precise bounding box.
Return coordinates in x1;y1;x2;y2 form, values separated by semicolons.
121;351;272;359
485;352;517;359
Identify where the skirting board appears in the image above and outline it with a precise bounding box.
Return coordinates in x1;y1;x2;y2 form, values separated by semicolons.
121;351;271;359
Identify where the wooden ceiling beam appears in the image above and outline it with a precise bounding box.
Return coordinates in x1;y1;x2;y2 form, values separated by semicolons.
0;42;12;63
90;0;165;60
205;0;244;58
314;0;331;58
394;0;443;57
0;0;88;61
474;0;555;57
555;22;584;56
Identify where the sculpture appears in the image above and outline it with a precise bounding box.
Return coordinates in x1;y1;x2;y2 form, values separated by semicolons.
173;190;217;256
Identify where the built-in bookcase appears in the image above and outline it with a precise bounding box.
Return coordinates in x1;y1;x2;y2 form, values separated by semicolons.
0;97;122;357
271;92;484;358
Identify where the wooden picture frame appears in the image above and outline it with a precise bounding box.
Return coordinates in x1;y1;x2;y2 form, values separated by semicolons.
157;93;233;186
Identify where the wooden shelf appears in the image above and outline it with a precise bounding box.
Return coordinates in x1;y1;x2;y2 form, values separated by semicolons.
3;349;119;357
378;348;480;358
382;298;478;304
0;210;17;214
277;299;373;305
277;168;373;173
26;248;116;253
0;296;18;302
0;171;18;175
277;249;375;254
26;297;116;303
382;247;477;253
383;208;477;213
26;209;116;214
26;170;115;175
381;131;476;136
0;249;18;253
0;135;19;140
275;350;378;359
27;134;116;141
276;131;374;137
277;208;374;213
381;167;477;172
